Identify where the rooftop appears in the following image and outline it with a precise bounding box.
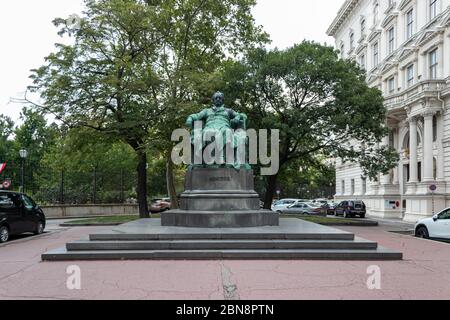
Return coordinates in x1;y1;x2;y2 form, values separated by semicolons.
326;0;360;37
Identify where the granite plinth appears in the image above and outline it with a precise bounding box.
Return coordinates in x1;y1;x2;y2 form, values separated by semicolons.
41;219;403;261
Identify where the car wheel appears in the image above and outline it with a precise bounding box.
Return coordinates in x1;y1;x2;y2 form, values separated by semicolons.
34;221;45;235
360;214;366;219
0;226;10;243
276;211;282;214
416;226;429;239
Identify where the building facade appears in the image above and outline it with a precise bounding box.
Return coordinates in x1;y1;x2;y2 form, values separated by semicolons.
327;0;450;222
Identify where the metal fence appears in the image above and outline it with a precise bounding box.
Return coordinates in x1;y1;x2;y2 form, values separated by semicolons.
0;165;138;205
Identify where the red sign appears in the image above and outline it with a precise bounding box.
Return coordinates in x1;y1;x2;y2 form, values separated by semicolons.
0;163;6;174
2;180;11;189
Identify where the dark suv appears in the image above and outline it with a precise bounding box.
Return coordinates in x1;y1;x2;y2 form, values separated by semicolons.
335;200;366;218
0;191;46;243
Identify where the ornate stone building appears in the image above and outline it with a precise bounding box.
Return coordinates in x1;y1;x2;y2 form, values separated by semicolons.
327;0;450;222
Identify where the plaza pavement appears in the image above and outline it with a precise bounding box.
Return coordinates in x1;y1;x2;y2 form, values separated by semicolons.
1;219;450;300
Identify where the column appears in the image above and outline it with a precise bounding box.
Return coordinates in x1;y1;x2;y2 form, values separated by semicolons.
409;117;418;183
393;128;400;185
423;111;435;182
437;113;445;181
381;135;391;185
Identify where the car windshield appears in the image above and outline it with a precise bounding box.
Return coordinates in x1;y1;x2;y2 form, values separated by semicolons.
21;195;35;209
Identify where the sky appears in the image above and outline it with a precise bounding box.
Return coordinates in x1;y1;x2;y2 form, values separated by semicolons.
0;0;343;123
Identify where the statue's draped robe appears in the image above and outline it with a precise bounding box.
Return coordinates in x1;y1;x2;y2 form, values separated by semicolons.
187;106;248;168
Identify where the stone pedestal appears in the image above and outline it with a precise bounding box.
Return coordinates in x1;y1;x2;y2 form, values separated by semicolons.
162;168;279;228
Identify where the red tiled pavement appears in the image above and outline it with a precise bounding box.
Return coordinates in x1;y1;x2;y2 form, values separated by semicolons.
1;223;450;300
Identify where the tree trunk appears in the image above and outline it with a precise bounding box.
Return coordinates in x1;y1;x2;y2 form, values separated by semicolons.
136;150;150;218
263;173;279;209
166;156;179;209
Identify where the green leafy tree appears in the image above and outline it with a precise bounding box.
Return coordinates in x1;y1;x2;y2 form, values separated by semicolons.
222;42;399;208
28;0;267;217
0;115;15;163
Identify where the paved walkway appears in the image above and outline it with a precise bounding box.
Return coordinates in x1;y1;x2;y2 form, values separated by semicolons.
1;221;450;300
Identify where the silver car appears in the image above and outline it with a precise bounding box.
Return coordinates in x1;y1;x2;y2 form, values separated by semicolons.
281;202;322;215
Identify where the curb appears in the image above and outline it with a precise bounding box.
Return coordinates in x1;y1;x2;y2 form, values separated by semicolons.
60;223;123;227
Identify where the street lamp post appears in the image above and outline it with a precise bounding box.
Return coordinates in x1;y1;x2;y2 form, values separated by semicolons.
19;149;28;193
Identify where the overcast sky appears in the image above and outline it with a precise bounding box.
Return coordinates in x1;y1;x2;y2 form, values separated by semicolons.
0;0;343;123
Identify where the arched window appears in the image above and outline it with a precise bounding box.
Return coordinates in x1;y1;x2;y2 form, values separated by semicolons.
350;31;355;50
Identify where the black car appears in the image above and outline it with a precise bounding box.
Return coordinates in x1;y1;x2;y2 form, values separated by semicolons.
334;200;366;218
0;191;46;243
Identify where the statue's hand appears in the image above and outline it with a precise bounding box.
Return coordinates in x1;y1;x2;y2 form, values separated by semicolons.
231;118;240;128
185;117;194;128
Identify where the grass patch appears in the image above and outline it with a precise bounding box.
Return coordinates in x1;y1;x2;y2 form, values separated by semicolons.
64;214;160;226
63;214;376;227
280;214;377;226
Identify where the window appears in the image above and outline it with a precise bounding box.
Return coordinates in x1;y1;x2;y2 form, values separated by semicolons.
438;208;450;220
433;115;437;142
359;54;366;69
373;42;379;66
432;157;437;180
340;43;345;59
21;195;35;210
429;49;438;79
362;177;367;195
0;194;18;209
430;0;438;20
351;179;355;195
341;180;345;194
406;9;414;39
388;77;395;93
361;18;366;35
0;195;14;209
389;130;395;147
388;26;395;54
406;64;414;87
350;32;355;50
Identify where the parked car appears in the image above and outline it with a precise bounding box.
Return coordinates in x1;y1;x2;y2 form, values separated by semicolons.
0;191;46;243
150;198;171;213
279;202;323;215
415;208;450;240
326;201;338;215
334;200;366;218
271;199;299;212
312;199;329;206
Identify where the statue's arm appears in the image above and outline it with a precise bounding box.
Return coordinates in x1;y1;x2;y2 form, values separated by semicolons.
229;109;247;129
186;109;208;128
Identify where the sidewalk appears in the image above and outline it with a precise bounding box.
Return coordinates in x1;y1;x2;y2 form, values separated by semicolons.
1;222;450;299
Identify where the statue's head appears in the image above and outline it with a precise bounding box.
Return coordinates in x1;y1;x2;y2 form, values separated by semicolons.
212;92;225;107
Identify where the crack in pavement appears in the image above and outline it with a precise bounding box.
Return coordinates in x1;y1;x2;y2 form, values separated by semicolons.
220;261;239;300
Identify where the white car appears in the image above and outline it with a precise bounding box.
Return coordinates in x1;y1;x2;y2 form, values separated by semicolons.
415;208;450;240
271;199;301;212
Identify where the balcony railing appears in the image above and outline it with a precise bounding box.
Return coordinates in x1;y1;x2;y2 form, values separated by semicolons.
384;80;447;110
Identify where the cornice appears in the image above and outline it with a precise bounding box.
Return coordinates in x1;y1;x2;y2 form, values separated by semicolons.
381;11;399;28
368;28;382;42
399;0;414;11
327;0;361;37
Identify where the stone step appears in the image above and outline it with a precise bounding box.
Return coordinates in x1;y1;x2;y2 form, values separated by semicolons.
42;247;402;261
89;231;355;241
67;238;377;251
